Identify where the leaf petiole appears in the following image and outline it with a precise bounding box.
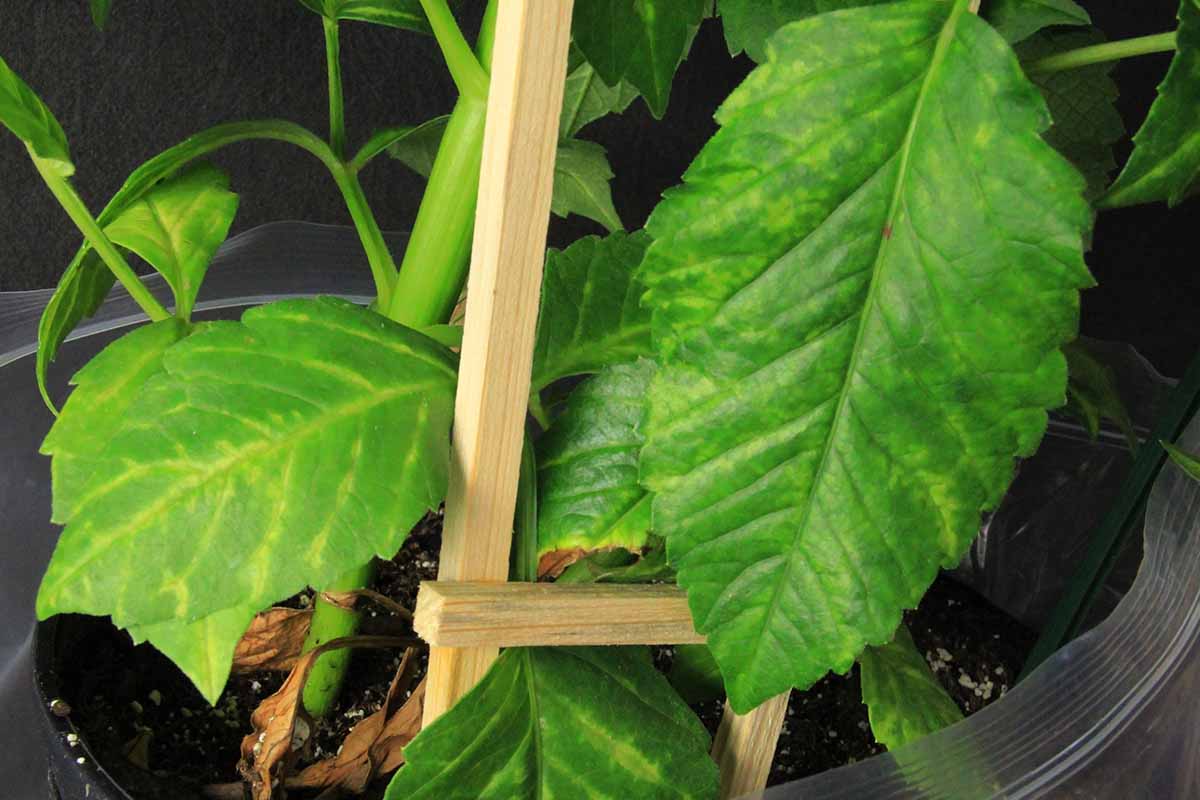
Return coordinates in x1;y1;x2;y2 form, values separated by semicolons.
1026;31;1177;74
31;153;171;322
323;17;347;158
417;0;489;101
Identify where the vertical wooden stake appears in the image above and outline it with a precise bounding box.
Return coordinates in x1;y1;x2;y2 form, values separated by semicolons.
712;693;790;799
422;0;575;726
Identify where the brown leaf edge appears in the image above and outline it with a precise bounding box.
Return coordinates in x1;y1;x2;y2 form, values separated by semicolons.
233;635;413;800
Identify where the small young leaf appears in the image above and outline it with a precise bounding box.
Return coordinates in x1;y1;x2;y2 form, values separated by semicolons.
1018;29;1124;202
560;47;640;139
41;319;192;524
388;118;620;229
859;624;963;751
1103;0;1200;208
36;119;326;412
127;605;259;704
571;0;709;117
103;164;239;318
0;55;73;175
551;139;624;233
719;0;891;62
668;644;725;704
531;231;651;391
537;362;656;572
983;0;1090;44
37;298;457;637
384;647;719;800
1164;442;1200;482
1063;339;1138;452
640;1;1091;712
295;0;431;33
385;116;450;176
90;0;113;30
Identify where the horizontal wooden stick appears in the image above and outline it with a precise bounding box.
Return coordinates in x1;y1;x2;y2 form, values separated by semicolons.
414;582;706;648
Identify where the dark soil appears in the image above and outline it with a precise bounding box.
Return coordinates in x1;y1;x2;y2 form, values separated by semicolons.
57;511;1034;798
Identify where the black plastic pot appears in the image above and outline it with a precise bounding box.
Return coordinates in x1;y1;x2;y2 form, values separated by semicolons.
36;617;130;800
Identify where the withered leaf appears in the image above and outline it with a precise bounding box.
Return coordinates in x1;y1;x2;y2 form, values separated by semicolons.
287;651;425;795
232;607;313;674
237;635;410;800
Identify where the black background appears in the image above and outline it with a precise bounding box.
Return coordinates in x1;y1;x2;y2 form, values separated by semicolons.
0;0;1196;374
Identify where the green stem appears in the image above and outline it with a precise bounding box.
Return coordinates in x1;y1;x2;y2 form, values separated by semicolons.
386;0;498;327
331;164;398;307
301;562;377;717
32;154;170;322
324;17;347;158
417;0;489;101
512;435;539;583
1026;31;1177;75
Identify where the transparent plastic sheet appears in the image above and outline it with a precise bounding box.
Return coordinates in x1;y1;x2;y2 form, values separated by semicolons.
764;409;1200;800
0;223;1195;798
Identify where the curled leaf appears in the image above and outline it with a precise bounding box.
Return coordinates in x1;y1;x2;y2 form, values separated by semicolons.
232;607;314;674
289;654;425;795
237;635;410;800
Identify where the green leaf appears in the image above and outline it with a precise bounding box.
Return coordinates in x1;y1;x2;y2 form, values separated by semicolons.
37;297;457;635
639;0;1091;712
538;362;656;565
388;119;624;232
531;232;652;391
718;0;892;63
90;0;113;30
1103;0;1200;208
561;47;641;139
1018;29;1124;201
552;138;624;233
127;604;258;704
555;541;675;584
571;0;709;117
668;644;724;704
41;319;192;525
295;0;431;32
983;0;1090;44
36;119;331;412
385;116;450;176
0;55;73;176
1163;441;1200;482
103;164;239;319
859;624;962;750
384;647;719;800
1063;339;1137;452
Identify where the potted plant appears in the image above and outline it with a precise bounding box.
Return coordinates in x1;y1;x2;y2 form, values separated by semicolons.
5;0;1198;797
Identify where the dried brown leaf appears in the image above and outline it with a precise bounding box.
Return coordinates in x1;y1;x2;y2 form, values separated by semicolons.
287;650;425;795
232;607;313;674
237;635;410;800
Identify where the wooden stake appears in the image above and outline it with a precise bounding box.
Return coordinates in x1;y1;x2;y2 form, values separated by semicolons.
712;693;790;799
415;582;705;648
422;0;575;726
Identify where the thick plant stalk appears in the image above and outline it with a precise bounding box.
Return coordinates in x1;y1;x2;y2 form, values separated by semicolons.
387;0;498;327
301;0;499;718
301;562;376;717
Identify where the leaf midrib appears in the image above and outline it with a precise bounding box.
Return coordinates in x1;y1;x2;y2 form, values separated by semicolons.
731;0;970;688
